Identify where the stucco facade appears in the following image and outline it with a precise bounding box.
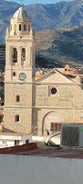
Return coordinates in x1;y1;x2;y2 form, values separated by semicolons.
4;7;83;136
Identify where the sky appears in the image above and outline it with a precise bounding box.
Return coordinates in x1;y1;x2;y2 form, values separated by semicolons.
6;0;74;5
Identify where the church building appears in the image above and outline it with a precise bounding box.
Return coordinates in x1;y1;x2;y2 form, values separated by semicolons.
4;7;83;136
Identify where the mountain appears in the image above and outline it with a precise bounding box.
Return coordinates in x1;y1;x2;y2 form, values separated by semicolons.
0;0;83;69
35;26;83;68
0;26;83;71
0;0;19;42
0;0;83;42
26;0;83;31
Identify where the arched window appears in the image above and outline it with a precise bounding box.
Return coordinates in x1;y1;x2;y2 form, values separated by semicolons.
24;24;26;31
12;48;17;64
19;24;21;31
21;48;26;66
28;25;30;32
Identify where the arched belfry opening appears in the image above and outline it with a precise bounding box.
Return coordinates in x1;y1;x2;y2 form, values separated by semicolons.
21;48;26;66
19;24;21;31
12;48;17;64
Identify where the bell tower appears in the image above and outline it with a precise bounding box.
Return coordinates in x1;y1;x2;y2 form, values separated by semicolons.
4;7;35;133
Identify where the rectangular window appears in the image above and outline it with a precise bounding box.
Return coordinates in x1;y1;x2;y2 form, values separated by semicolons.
15;115;19;122
14;140;19;146
16;95;20;102
12;72;16;76
51;123;61;132
51;123;57;131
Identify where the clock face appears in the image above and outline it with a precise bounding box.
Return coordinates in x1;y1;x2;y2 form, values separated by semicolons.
19;73;26;81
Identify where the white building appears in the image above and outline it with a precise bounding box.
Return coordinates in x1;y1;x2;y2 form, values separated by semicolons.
0;132;32;148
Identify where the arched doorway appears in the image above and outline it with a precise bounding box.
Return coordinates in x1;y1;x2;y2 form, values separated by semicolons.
42;111;61;136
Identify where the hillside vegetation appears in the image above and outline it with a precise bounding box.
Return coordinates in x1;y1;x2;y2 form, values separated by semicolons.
0;26;83;71
35;26;83;68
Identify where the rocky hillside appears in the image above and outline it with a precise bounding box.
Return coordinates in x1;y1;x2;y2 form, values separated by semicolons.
26;0;83;31
0;26;83;71
35;26;83;68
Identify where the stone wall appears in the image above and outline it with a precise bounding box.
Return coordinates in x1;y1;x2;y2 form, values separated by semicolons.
34;82;83;135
